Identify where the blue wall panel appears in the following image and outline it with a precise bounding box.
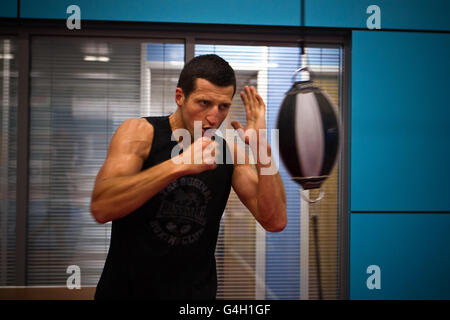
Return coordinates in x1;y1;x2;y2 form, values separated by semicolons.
0;0;17;18
20;0;300;26
305;0;450;31
351;31;450;212
350;213;450;299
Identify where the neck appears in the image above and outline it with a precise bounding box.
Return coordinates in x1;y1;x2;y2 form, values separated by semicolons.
168;108;185;133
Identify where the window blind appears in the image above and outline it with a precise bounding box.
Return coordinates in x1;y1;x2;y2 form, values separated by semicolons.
28;37;184;285
195;44;343;300
0;38;18;286
305;46;342;300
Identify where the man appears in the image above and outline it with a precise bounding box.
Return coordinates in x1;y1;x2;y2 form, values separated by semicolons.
91;54;287;299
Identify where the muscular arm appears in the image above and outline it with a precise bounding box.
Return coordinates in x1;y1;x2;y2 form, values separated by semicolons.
90;118;184;224
90;118;217;224
230;85;287;232
90;160;187;224
231;142;287;232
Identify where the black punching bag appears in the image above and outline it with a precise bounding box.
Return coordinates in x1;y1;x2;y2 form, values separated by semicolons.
277;67;341;193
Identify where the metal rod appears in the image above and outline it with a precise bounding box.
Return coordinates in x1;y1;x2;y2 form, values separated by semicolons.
312;214;323;300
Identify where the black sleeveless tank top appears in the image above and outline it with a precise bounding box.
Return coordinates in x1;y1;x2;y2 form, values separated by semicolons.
95;116;234;300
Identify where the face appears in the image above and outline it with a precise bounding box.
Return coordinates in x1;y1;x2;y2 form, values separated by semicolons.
175;78;234;137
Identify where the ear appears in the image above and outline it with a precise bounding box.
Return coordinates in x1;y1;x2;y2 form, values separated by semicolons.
175;88;185;107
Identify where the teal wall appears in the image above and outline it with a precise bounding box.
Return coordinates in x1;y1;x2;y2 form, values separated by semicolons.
350;30;450;299
2;0;450;299
351;31;450;212
19;0;300;26
305;0;450;31
350;214;450;299
0;0;17;18
12;0;450;30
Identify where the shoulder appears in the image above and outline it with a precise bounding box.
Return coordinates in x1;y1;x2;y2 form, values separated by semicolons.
110;118;154;160
119;117;154;137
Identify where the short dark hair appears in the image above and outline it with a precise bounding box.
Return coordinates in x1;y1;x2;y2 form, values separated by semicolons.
177;54;236;99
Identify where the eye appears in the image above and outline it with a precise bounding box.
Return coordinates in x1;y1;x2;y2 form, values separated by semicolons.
199;100;208;106
219;104;230;110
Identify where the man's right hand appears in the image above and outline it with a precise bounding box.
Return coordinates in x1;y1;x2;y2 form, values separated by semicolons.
173;137;219;175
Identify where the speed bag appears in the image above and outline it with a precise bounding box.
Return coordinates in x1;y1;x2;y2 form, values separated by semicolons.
276;68;341;191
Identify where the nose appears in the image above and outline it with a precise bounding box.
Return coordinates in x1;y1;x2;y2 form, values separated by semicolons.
205;105;220;126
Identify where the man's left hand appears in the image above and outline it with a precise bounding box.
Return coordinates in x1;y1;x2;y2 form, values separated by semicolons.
231;85;267;145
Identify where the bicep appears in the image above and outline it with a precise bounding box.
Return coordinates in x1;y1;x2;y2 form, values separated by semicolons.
95;153;144;183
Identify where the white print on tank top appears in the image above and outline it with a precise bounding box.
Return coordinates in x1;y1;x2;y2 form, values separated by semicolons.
149;177;212;246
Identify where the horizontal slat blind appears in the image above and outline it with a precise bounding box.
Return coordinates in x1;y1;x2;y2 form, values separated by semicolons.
306;47;342;300
0;38;18;286
28;38;184;285
195;45;266;299
145;43;185;115
195;44;342;299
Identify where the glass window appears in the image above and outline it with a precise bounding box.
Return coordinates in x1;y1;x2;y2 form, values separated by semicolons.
28;37;184;285
14;36;343;300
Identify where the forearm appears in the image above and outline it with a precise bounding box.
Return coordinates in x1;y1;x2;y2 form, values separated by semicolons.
90;159;187;224
235;86;287;231
253;142;287;232
255;165;287;231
